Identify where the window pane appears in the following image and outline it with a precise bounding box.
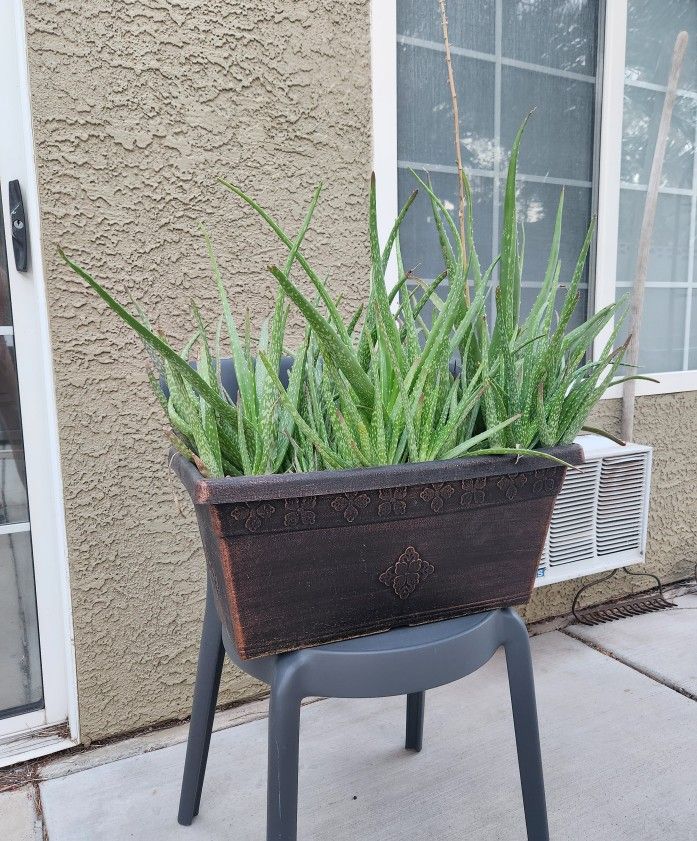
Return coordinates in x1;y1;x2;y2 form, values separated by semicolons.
618;288;688;373
397;42;495;168
0;198;29;526
501;181;593;289
0;531;43;718
502;0;597;75
0;335;30;526
397;0;496;54
501;67;596;182
616;0;697;375
520;286;588;334
617;190;691;285
621;87;696;188
398;169;493;279
0;196;13;328
396;1;599;328
625;0;697;92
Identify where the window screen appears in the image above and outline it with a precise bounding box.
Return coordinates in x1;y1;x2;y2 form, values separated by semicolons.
396;0;601;329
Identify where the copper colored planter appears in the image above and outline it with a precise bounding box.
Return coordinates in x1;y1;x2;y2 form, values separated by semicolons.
173;444;583;659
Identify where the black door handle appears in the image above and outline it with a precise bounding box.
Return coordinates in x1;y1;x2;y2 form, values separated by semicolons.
9;180;28;272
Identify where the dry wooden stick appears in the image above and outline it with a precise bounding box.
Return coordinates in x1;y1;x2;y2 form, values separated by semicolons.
437;0;469;286
621;31;688;441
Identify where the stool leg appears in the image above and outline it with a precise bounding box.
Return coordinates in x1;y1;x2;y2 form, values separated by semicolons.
501;608;550;841
267;660;302;841
178;580;225;826
405;691;425;752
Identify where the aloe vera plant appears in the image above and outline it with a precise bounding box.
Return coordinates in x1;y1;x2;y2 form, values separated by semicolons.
60;114;651;479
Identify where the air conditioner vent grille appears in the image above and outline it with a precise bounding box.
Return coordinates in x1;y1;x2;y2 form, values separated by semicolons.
536;436;652;586
596;452;649;556
547;461;599;567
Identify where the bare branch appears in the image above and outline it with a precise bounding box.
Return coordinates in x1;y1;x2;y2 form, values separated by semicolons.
437;0;469;287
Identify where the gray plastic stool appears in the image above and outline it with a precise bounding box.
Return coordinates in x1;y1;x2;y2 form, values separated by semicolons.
177;578;549;840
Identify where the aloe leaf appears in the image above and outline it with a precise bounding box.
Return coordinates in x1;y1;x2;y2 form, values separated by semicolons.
165;361;223;477
396;251;420;364
192;306;223;475
201;228;257;425
374;310;419;462
347;304;364;336
380;187;418;273
429;381;485;460
439;414;521;460
462;447;575;468
557;216;596;331
272;330;309;472
219;179;351;346
397;272;448;342
493;110;533;353
523;189;564;336
461;170;482;294
258;352;348;469
408;170;462;262
236;394;253;474
268;264;374;410
369;174;405;375
581;426;626;446
147;369;168;414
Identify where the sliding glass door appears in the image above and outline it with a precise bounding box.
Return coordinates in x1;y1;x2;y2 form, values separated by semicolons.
0;190;43;722
0;0;78;765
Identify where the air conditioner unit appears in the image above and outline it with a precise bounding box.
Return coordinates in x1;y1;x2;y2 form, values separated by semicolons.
535;434;652;587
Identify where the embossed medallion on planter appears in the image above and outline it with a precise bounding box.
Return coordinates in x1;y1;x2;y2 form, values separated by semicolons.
379;547;435;600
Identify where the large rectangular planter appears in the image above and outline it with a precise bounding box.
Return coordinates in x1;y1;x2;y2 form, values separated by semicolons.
173;444;583;659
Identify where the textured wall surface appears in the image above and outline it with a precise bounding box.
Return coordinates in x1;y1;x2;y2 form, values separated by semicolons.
24;0;372;741
22;0;697;743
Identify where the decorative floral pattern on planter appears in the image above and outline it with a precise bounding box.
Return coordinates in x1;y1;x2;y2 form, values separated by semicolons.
230;502;276;532
219;465;565;536
331;492;371;523
419;482;454;513
379;546;435;600
284;497;316;527
532;470;556;495
378;487;408;516
496;473;528;501
460;477;487;508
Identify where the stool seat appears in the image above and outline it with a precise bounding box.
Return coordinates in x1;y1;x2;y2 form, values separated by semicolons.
222;611;499;695
317;611;492;652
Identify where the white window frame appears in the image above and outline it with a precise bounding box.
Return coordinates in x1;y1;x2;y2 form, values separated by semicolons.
371;0;697;397
0;0;79;766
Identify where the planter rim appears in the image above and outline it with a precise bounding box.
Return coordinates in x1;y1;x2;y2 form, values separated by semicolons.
171;442;584;505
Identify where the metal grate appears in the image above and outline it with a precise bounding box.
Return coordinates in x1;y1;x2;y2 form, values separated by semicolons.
596;452;650;556
547;461;600;567
571;567;676;626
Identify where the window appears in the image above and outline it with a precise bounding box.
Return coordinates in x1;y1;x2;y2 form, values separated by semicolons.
616;0;697;374
371;0;697;394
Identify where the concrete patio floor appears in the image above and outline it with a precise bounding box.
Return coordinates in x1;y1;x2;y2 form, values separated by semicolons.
2;593;696;840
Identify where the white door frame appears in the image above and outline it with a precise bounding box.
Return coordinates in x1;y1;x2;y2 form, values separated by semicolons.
0;0;79;765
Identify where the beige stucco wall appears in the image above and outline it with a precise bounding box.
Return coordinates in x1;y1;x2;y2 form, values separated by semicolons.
24;0;373;741
22;1;697;743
